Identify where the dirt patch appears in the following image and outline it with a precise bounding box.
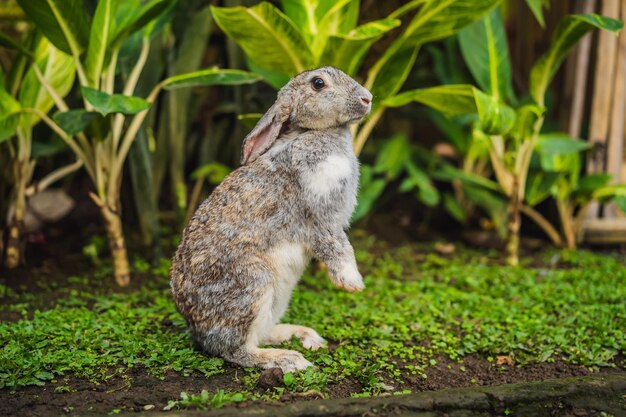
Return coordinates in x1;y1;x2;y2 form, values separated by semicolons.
1;355;622;417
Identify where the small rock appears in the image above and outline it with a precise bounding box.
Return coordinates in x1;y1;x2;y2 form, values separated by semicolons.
143;405;155;411
434;242;456;255
258;367;284;389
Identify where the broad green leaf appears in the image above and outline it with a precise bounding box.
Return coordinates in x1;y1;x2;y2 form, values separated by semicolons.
525;0;548;28
442;192;467;223
368;0;502;100
388;0;429;19
84;0;119;87
81;87;150;116
163;68;262;90
530;14;623;105
316;0;356;37
109;0;174;48
0;32;34;58
389;84;515;135
426;109;470;154
211;2;313;75
464;184;507;238
615;196;626;213
535;133;590;155
19;39;75;127
5;31;38;97
16;0;89;57
280;0;353;41
384;84;477;117
373;134;411;180
127;129;160;249
472;88;515;135
320;19;401;75
0;87;20;142
593;184;626;202
246;59;291;89
338;0;360;34
53;110;101;135
433;163;502;193
539;151;580;177
575;174;612;199
458;7;514;102
525;170;559;206
510;104;545;142
404;160;439;206
280;0;313;33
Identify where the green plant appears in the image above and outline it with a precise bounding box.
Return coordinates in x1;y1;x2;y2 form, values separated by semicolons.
9;0;260;285
354;134;440;222
0;31;81;268
385;10;623;264
211;0;504;155
524;137;626;248
2;236;624;393
164;390;245;410
149;0;215;227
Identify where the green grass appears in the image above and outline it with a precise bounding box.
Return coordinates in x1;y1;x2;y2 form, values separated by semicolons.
1;232;624;403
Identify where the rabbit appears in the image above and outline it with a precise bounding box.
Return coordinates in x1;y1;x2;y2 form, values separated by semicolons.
170;66;372;373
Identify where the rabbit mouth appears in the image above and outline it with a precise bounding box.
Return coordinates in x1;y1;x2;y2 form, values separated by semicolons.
349;103;371;122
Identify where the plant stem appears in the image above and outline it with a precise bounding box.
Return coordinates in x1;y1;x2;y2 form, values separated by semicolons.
573;202;591;239
353;108;383;156
90;193;130;287
113;37;150;148
23;108;95;182
26;159;82;196
32;63;69;111
557;199;576;249
506;176;521;266
109;82;164;203
521;204;563;247
5;131;32;268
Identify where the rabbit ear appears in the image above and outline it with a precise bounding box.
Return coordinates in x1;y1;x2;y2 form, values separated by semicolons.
241;95;292;165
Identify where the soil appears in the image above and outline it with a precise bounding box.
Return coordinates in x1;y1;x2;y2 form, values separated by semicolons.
2;355;622;417
1;212;625;417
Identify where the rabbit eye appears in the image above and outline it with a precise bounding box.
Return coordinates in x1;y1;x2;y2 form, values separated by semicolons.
312;77;325;90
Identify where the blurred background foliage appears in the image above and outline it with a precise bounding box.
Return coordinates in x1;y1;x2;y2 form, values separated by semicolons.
1;0;626;283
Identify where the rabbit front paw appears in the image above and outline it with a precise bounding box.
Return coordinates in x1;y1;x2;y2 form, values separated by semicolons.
333;262;364;293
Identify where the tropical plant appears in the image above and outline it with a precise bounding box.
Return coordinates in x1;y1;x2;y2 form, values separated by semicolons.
8;0;260;285
211;0;504;155
124;0;215;258
150;0;215;226
524;136;626;249
385;10;623;264
0;32;80;268
353;134;440;223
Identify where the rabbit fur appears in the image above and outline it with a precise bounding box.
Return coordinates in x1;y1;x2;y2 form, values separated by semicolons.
170;67;373;372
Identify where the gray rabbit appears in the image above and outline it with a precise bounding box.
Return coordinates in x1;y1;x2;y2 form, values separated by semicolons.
170;66;372;372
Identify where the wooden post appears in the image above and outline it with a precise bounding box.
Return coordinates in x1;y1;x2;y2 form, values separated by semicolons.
585;0;620;220
565;0;596;138
605;0;626;217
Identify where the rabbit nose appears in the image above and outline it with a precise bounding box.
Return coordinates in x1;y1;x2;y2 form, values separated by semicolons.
360;96;371;105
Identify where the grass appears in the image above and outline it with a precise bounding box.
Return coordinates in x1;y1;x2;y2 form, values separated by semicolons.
1;232;624;406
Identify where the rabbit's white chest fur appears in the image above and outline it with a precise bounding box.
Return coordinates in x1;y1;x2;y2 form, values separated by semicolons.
299;148;358;227
301;154;353;196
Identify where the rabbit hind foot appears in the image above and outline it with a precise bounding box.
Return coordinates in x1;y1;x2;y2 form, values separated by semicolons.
264;324;326;350
224;346;313;373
